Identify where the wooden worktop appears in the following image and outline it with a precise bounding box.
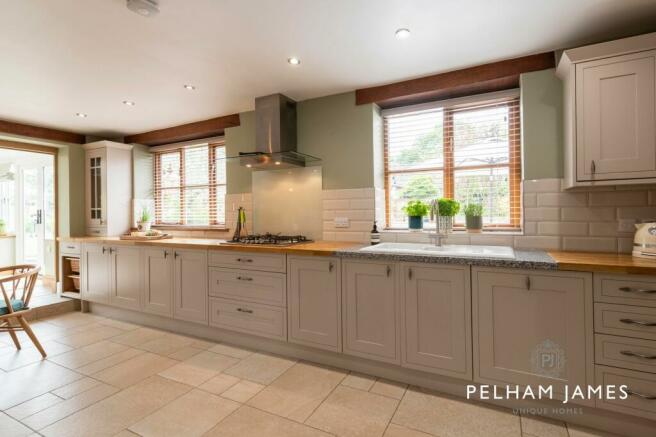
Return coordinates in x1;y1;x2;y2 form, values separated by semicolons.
58;236;360;256
549;251;656;275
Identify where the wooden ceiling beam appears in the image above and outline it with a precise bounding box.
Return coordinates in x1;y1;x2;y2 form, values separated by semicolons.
125;113;241;146
356;52;555;108
0;119;85;144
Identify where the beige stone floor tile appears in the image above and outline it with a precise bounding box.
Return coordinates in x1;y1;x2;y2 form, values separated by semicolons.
223;352;296;384
567;425;623;437
136;333;195;355
158;351;239;386
91;351;178;388
0;320;81;345
95;318;141;331
392;388;521;437
221;380;265;403
0;360;83;410
113;430;140;437
248;361;346;422
109;327;166;347
54;325;124;348
306;385;399;437
0;340;73;371
520;415;568;437
0;411;34;437
51;377;101;399
47;340;129;370
129;388;240;437
209;342;255;359
39;375;191;437
5;393;62;420
75;347;143;375
204;405;331;437
199;373;241;395
384;423;433;437
370;379;407;400
167;345;204;361
187;337;217;350
23;383;120;430
42;312;106;328
341;371;377;391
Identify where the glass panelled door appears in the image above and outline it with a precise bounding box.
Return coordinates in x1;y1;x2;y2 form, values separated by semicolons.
21;167;45;267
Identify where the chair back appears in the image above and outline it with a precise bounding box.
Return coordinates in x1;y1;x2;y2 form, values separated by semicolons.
0;264;41;309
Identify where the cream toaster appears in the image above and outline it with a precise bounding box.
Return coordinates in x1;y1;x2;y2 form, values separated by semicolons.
633;221;656;258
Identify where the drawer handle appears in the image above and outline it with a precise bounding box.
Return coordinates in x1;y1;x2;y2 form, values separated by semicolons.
66;245;75;249
237;276;253;281
620;350;656;360
386;266;392;277
236;307;253;314
620;318;656;327
619;286;656;294
236;258;253;263
627;389;656;400
328;262;334;272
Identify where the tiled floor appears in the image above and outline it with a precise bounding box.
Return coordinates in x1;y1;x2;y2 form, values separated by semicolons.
0;312;621;437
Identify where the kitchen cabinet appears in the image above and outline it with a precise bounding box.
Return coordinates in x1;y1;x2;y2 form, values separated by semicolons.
109;245;141;310
557;33;656;188
473;268;593;401
288;256;341;352
401;263;472;379
84;141;132;236
173;249;208;324
343;260;399;364
80;243;110;303
142;248;174;317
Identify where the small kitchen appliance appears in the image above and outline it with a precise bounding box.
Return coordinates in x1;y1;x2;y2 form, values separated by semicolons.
227;233;311;246
633;220;656;258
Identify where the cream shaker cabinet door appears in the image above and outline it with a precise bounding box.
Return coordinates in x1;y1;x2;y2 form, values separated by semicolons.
109;246;141;311
80;243;110;304
142;248;174;317
473;268;592;400
402;264;472;379
576;50;656;181
173;249;208;324
288;256;341;352
343;260;399;364
85;147;107;229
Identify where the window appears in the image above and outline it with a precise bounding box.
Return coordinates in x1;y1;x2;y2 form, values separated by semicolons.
384;94;521;229
153;141;226;226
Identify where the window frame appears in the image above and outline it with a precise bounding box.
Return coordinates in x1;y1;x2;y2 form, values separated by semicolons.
382;90;521;231
153;139;227;228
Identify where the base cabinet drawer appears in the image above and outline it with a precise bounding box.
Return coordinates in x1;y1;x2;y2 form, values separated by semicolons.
208;250;286;273
209;267;286;307
596;365;656;421
60;242;81;255
594;274;656;308
595;303;656;341
209;297;286;341
595;334;656;374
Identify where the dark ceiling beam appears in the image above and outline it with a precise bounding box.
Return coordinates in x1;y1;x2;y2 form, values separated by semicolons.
0;119;85;144
125;114;241;146
356;52;556;108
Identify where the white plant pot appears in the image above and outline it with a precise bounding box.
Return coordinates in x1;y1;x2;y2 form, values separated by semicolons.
138;221;152;232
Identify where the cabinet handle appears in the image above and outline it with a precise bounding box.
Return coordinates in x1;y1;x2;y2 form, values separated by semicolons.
236;307;253;314
626;389;656;400
591;160;596;174
236;276;253;281
408;268;413;280
526;276;531;290
620;318;656;327
620;350;656;360
236;258;253;263
619;286;656;294
109;248;114;254
174;251;179;259
328;262;334;272
164;251;168;258
386;265;392;277
102;246;106;254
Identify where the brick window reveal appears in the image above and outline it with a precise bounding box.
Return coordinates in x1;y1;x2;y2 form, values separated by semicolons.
153;141;226;226
383;94;521;230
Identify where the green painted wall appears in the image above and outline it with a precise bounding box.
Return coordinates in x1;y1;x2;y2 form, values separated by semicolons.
57;144;85;237
520;68;563;180
132;143;153;199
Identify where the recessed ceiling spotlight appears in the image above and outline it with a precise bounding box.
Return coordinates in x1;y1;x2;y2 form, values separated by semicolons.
123;100;135;106
287;57;301;66
395;28;411;39
75;112;87;118
183;84;196;90
126;0;159;17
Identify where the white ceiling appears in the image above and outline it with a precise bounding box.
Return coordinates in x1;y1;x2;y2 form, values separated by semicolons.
1;0;655;138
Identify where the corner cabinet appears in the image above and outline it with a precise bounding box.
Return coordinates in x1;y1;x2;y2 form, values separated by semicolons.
472;268;594;403
557;33;656;188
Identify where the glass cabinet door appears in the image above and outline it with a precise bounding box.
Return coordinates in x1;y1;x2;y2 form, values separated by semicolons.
86;149;105;228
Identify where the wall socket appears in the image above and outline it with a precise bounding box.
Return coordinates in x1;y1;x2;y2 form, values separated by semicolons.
618;218;636;233
334;217;350;228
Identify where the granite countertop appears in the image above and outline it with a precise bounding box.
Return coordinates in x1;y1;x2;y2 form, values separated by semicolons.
336;246;557;270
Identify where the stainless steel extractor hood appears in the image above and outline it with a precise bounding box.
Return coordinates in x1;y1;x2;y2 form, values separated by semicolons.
239;93;320;169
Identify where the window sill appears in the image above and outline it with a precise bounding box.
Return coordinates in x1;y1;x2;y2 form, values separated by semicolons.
152;225;230;232
382;228;523;236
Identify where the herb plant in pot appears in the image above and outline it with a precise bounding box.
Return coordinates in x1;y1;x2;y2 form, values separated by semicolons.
402;200;429;230
137;208;152;232
431;198;460;234
464;203;483;233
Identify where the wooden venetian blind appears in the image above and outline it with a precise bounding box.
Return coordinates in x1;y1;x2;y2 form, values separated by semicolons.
153;141;226;226
384;95;521;229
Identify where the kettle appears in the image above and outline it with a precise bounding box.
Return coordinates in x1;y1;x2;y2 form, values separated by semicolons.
633;221;656;258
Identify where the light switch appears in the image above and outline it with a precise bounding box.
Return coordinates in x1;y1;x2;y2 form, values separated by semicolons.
334;217;350;228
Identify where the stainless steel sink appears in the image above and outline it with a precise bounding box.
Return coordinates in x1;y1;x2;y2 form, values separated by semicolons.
359;242;515;259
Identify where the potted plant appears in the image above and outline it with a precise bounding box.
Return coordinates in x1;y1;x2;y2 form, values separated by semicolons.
137;208;152;232
402;200;429;230
464;203;483;233
431;198;460;234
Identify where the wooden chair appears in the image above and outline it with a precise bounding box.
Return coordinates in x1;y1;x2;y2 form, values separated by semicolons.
0;264;46;358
